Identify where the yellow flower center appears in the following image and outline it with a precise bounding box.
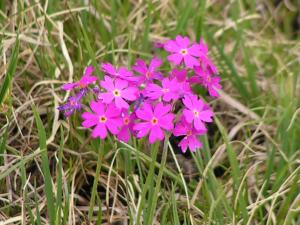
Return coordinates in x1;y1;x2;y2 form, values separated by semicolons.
124;117;130;125
99;116;107;123
113;89;121;97
162;88;169;93
180;49;188;55
187;130;192;136
193;110;199;117
151;117;159;125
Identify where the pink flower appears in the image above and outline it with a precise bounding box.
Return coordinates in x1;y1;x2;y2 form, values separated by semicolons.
117;111;136;142
62;65;97;90
170;68;192;96
82;100;122;139
182;95;214;131
144;78;180;102
101;63;139;82
134;102;174;143
190;67;222;97
197;38;218;74
98;76;138;109
173;119;207;153
132;57;163;83
164;35;202;68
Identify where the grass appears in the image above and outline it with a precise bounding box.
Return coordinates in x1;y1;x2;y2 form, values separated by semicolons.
0;0;300;224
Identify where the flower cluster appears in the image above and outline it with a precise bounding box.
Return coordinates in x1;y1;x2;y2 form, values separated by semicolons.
59;35;222;153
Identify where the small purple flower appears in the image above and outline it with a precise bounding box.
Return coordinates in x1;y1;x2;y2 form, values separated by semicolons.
101;63;139;82
98;76;138;109
173;119;207;153
164;35;202;68
134;102;174;143
182;94;214;131
132;56;163;84
62;66;97;90
82;100;122;139
144;78;180;102
58;89;88;117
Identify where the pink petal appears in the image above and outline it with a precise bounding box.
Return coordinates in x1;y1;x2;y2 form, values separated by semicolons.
182;95;194;110
176;35;190;48
183;109;194;124
98;93;114;104
134;122;151;138
102;63;116;75
101;76;115;91
188;44;202;57
194;118;206;131
117;127;130;142
153;102;171;118
115;97;129;109
106;119;121;134
167;53;183;65
149;56;163;71
122;88;138;101
149;126;164;143
84;65;95;76
105;103;121;117
62;83;78;90
82;112;98;128
91;101;105;115
173;123;188;136
115;78;128;90
200;110;214;122
184;55;200;68
92;123;107;139
178;138;188;153
164;40;180;52
159;114;174;130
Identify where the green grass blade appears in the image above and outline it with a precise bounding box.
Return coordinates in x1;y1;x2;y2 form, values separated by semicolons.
0;37;19;105
32;105;56;225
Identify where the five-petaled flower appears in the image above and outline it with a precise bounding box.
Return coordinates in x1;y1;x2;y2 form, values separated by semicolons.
132;56;163;84
62;65;97;90
182;94;214;131
144;78;181;102
190;66;222;97
82;100;122;139
98;76;138;109
134;102;174;143
173;119;207;153
164;35;202;68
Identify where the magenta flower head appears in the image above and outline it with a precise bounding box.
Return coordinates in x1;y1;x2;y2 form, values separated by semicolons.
134;102;175;143
62;65;97;90
98;76;138;109
82;100;122;139
164;35;202;68
132;56;163;84
182;94;214;131
101;63;139;82
144;78;180;102
190;67;222;97
117;111;136;143
173;119;207;153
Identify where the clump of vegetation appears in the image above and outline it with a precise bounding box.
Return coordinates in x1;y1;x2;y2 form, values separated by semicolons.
0;1;299;224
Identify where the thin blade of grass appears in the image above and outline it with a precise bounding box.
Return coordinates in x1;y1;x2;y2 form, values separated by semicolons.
32;105;56;225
